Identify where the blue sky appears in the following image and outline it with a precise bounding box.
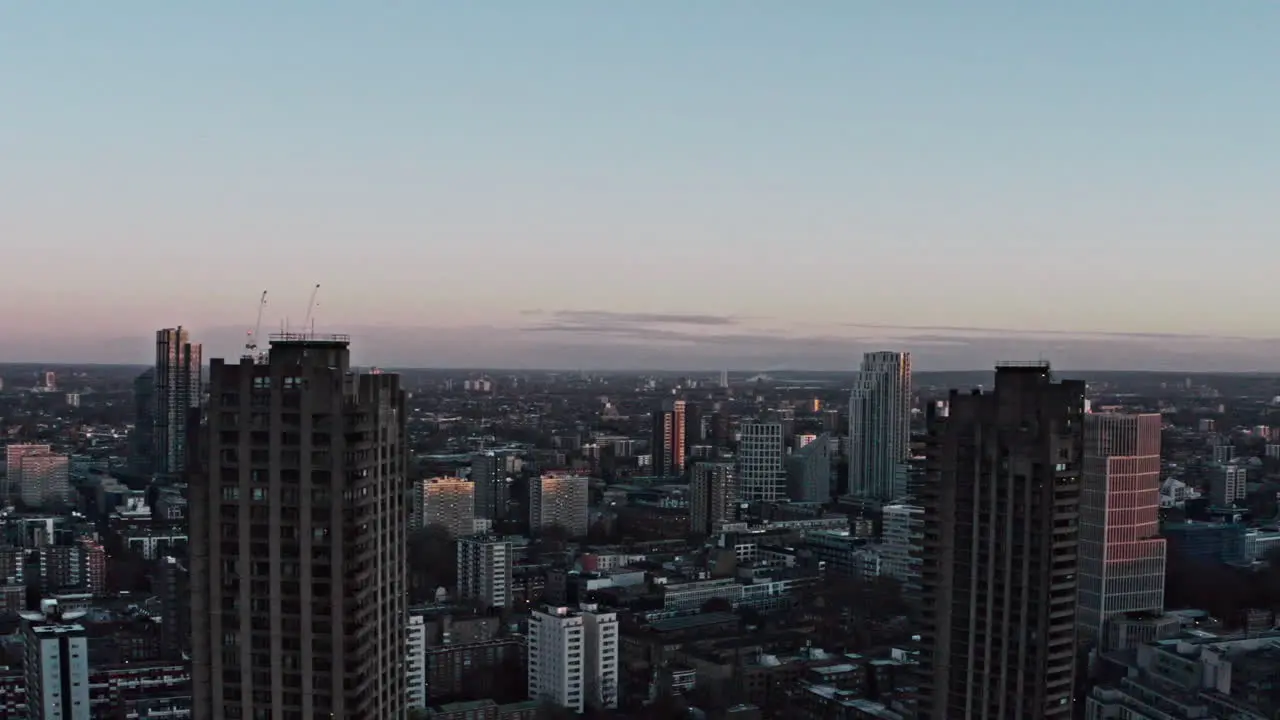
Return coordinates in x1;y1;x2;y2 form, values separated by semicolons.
1;3;1277;369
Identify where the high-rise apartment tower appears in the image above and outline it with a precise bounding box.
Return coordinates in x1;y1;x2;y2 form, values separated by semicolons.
154;327;203;479
918;362;1084;720
189;334;407;719
651;400;687;477
849;351;912;501
1077;412;1165;652
736;422;785;502
530;473;590;537
690;461;739;535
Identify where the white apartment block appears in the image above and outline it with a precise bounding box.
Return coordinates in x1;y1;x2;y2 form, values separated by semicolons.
457;536;512;610
1210;463;1248;507
406;613;426;710
879;503;923;587
530;473;589;537
24;611;91;719
736;422;785;502
528;605;619;713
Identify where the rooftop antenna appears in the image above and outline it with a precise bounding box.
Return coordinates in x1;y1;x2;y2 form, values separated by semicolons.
303;283;321;337
244;291;268;361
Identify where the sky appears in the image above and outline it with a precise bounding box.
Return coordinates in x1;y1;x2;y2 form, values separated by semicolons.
1;3;1278;370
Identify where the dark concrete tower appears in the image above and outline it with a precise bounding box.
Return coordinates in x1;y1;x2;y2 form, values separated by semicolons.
917;362;1085;720
189;334;408;719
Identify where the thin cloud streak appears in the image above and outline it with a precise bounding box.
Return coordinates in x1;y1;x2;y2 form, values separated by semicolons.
528;310;740;326
840;322;1267;342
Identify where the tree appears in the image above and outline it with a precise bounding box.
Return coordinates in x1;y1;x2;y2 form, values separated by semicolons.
701;597;733;613
535;701;577;720
407;524;457;603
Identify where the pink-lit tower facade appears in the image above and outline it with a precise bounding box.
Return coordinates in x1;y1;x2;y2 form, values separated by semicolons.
1077;412;1166;652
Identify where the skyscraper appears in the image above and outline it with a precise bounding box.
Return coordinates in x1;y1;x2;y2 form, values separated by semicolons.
131;368;156;477
918;362;1084;720
736;421;785;502
189;334;407;719
651;399;687;477
690;461;738;535
1077;412;1165;652
154;327;202;479
849;351;912;501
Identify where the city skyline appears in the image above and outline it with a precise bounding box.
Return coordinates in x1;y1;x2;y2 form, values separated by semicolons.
6;319;1280;371
3;3;1278;367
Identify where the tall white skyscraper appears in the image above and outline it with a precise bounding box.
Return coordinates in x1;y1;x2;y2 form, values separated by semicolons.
154;327;202;479
849;351;912;501
1077;413;1166;652
528;605;619;712
736;422;785;502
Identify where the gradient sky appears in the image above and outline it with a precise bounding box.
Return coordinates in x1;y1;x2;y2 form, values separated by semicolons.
2;3;1278;369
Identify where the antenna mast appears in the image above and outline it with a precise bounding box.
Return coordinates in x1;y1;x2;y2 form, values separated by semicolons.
303;284;320;337
244;291;268;361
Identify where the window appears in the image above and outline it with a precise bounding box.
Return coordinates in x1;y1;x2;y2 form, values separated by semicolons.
251;488;266;501
222;487;240;501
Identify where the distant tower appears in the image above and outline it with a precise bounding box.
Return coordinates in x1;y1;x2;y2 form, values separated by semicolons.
153;327;202;479
650;400;687;477
720;369;729;388
1077;413;1165;653
849;351;912;501
43;371;57;392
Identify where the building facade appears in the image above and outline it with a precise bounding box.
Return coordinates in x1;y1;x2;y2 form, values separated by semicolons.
786;433;832;502
154;327;203;479
918;362;1084;720
848;351;912;501
691;461;739;535
528;605;618;712
458;536;513;610
472;451;512;521
736;422;785;502
416;476;476;537
651;400;688;478
530;473;589;537
23;605;91;720
1078;412;1166;652
189;334;407;719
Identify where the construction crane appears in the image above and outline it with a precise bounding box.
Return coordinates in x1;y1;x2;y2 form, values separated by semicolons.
244;291;268;360
303;284;320;336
